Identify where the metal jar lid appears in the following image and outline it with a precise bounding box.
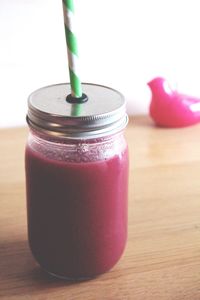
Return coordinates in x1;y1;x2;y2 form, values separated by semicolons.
27;83;128;139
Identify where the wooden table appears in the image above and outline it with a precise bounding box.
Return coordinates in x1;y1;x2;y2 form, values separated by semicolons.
1;116;200;300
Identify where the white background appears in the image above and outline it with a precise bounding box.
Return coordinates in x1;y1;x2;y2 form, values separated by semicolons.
1;0;200;127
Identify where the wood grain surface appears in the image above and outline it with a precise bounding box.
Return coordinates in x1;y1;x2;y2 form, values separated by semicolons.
1;116;200;300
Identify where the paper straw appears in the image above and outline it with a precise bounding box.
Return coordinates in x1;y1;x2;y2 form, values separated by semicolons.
62;0;82;98
71;103;82;116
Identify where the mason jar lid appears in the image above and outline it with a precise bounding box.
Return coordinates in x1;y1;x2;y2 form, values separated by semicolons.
27;83;128;139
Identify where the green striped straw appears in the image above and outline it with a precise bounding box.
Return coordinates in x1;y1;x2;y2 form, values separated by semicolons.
62;0;82;98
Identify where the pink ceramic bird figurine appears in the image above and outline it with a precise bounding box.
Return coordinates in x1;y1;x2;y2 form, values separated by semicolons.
148;77;200;127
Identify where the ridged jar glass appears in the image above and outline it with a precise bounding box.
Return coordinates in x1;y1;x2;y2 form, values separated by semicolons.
25;83;129;280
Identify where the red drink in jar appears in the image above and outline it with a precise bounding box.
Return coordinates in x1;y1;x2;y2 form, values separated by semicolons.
25;83;129;279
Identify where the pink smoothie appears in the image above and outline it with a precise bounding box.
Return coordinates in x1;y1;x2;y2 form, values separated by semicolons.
25;145;129;279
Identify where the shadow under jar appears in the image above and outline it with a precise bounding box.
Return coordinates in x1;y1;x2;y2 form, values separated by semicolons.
25;83;129;280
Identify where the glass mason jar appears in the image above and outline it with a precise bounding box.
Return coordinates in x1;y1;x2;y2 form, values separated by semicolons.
25;83;129;280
